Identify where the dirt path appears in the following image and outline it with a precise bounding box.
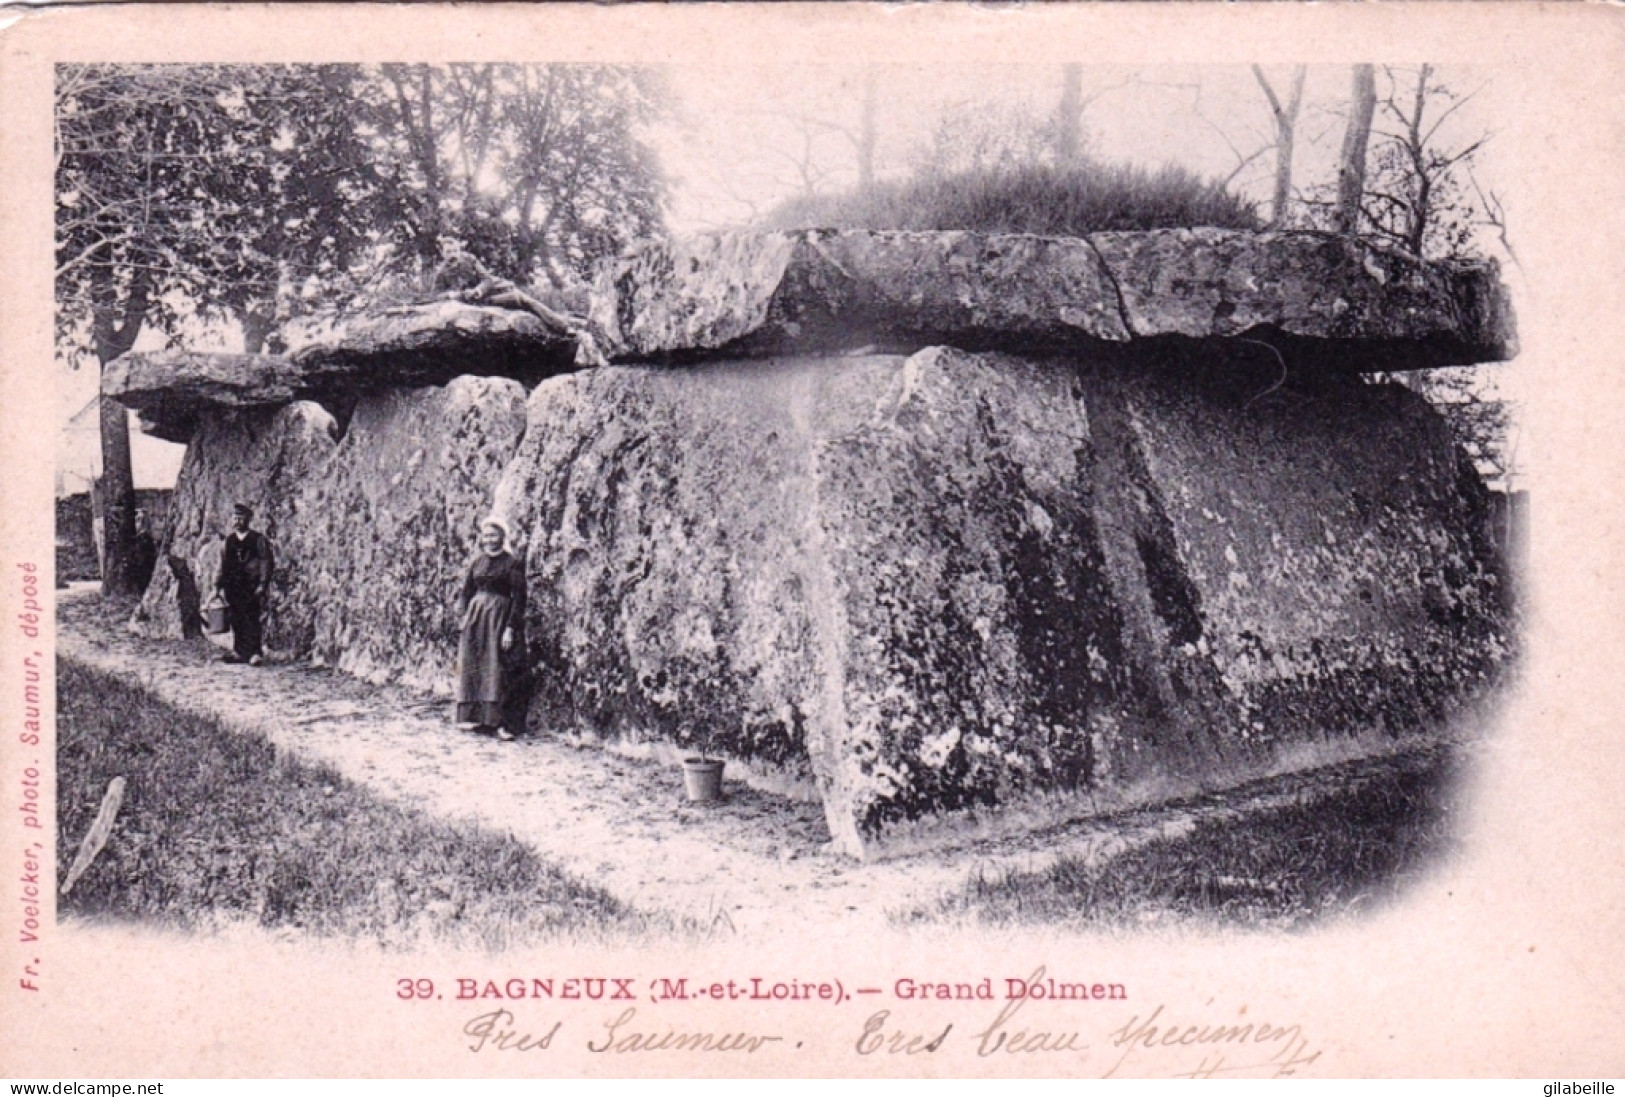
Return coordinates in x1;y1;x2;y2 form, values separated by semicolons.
57;590;1434;940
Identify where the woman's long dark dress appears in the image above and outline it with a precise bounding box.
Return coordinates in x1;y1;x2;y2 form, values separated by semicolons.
456;551;528;729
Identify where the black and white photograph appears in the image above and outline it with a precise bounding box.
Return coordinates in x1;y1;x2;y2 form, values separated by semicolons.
5;1;1625;1081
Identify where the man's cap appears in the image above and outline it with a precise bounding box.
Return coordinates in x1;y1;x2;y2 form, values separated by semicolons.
233;503;254;518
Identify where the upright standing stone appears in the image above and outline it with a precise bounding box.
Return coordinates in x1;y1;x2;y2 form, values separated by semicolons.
291;375;529;692
493;342;1509;857
129;377;529;693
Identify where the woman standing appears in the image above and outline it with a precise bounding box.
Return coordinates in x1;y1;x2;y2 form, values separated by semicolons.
456;516;528;741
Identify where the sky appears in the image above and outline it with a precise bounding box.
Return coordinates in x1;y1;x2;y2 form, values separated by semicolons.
653;64;1505;238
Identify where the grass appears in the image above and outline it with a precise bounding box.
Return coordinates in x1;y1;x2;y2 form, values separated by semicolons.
761;162;1261;237
56;657;681;949
898;745;1462;932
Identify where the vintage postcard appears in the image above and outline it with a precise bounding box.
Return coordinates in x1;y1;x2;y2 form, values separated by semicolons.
2;1;1623;1079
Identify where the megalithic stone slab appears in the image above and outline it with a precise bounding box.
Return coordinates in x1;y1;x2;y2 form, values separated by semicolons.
289;375;529;693
107;231;1515;443
588;230;1132;362
107;302;576;441
129;401;339;644
129;377;530;693
491;345;1508;857
1087;227;1517;368
114;227;1518;859
285;300;577;387
102;350;309;443
589;228;1515;370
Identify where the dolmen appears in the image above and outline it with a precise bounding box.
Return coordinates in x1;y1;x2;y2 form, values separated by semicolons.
109;228;1517;858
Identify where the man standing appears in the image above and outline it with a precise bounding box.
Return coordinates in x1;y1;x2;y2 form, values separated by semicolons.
215;503;273;666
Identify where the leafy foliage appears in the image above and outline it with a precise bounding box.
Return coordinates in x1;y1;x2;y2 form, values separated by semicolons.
57;63;669;585
761;161;1260;236
359;64;669;288
1298;65;1495;263
56;62;670;353
56;64;386;591
1361;65;1488;260
56;64;380;357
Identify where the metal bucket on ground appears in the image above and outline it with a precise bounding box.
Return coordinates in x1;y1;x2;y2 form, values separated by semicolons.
202;595;230;635
682;757;725;803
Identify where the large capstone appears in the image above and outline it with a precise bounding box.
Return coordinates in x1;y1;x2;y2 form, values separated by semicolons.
284;300;576;386
108;302;574;443
492;347;1507;856
589;228;1514;369
589;230;1130;362
103;351;313;444
1086;228;1516;368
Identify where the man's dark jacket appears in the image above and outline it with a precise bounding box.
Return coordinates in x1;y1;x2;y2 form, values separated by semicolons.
217;530;274;598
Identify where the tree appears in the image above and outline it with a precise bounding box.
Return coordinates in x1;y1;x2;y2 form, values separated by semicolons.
1298;65;1513;482
763;111;850;202
1251;65;1306;227
855;67;878;196
210;67;384;352
56;65;209;594
1052;66;1142;169
58;62;672;593
1056;64;1085;167
1360;64;1489;259
749;67;883;205
1334;64;1377;235
1360;66;1510;483
1300;64;1497;262
360;64;668;288
57;65;378;592
1155;71;1289;203
914;98;1055;178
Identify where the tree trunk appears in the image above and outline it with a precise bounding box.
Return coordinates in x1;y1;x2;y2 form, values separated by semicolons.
1403;65;1433;256
95;396;142;596
385;64;446;268
856;67;877;196
1057;63;1083;166
89;476;107;582
1253;65;1306;228
1335;64;1378;236
240;305;276;355
91;275;150;597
